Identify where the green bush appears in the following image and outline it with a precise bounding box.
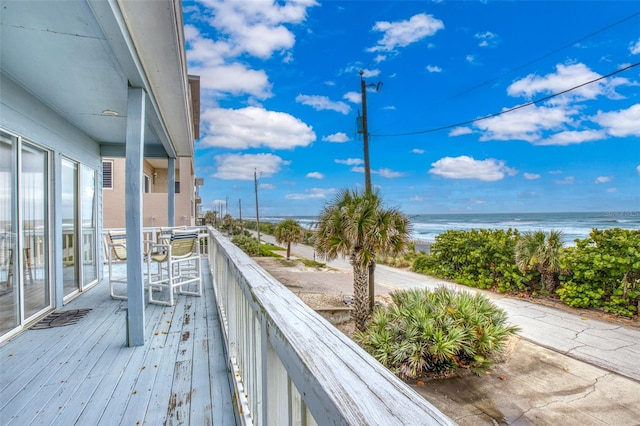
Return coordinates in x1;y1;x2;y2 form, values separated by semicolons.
411;229;533;293
558;228;640;317
230;235;276;257
355;287;519;378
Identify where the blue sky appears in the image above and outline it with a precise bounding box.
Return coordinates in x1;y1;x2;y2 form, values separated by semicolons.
183;0;640;217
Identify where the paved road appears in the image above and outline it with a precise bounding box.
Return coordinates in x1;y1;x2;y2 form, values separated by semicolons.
259;234;640;382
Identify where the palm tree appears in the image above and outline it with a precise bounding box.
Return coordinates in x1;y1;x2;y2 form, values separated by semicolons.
314;189;411;331
515;230;564;292
274;219;304;260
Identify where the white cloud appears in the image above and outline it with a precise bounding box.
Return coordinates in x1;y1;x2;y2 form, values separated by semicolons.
213;153;290;180
554;176;575;185
344;66;380;78
259;183;275;190
351;166;405;179
367;13;444;53
449;127;473;137
465;55;476;64
359;68;381;78
507;63;628;101
536;130;606;146
378;168;405;178
524;173;541;180
475;104;570;142
475;31;499;47
595;176;612;184
383;105;397;110
285;187;337;200
607;188;618;193
335;158;363;166
202;0;318;59
637;165;640;174
630;38;640;55
592;104;640;137
426;65;442;73
306;172;324;179
429;156;516;181
469;198;486;204
322;132;350;143
199;106;315;149
349;167;404;178
185;25;272;98
549;170;563;175
190;63;272;99
412;148;424;154
296;94;351;114
343;91;362;103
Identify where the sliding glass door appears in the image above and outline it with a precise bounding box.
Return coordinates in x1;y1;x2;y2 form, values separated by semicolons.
21;143;50;318
62;158;98;300
0;132;18;335
81;165;97;287
0;130;51;337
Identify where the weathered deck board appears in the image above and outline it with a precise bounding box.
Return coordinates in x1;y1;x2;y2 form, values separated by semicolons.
0;260;236;425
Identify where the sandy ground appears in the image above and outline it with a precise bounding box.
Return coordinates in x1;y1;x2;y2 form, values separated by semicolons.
254;255;640;426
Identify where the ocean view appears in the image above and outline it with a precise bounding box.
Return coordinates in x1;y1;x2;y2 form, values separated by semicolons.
262;211;640;246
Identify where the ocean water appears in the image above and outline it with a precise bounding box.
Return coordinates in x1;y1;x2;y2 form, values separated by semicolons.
262;211;640;246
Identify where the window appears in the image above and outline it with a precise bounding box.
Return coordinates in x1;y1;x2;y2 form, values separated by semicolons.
175;181;180;194
144;174;151;193
102;161;113;189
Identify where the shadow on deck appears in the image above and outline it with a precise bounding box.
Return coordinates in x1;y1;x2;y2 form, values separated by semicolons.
0;259;237;425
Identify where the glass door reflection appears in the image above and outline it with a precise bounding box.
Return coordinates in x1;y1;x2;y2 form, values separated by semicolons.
0;132;18;335
62;158;79;297
21;143;50;318
81;165;97;287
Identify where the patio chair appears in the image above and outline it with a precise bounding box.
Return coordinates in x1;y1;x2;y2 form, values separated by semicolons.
106;231;128;300
146;230;202;306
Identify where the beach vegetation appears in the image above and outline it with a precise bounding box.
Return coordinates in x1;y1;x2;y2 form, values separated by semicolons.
557;228;640;317
274;219;304;260
243;220;276;236
515;230;564;293
411;229;532;293
355;287;519;378
231;235;281;257
314;189;411;331
221;214;244;236
411;227;639;318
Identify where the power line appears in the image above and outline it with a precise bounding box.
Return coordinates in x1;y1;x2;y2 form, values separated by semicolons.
370;61;640;138
446;11;640;102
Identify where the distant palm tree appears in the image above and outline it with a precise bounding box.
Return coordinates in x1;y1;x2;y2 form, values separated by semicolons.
314;189;411;331
515;230;564;292
274;219;304;260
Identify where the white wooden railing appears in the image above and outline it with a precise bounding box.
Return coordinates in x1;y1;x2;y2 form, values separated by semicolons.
207;226;454;426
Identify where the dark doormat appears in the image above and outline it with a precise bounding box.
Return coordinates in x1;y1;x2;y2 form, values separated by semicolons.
30;309;92;330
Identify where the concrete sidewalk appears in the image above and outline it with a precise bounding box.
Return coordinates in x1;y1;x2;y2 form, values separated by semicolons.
260;234;640;383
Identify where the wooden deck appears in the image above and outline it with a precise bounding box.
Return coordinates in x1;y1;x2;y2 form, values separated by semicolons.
0;260;237;425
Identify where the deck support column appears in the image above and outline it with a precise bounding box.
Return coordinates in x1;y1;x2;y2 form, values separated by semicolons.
125;87;146;347
168;157;175;227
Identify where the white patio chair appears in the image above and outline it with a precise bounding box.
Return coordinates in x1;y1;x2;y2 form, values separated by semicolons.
106;231;128;300
146;230;202;306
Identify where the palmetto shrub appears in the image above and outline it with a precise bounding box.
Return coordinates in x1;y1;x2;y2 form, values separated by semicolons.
355;287;519;379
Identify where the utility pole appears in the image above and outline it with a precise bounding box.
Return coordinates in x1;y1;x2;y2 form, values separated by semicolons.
254;169;261;245
359;70;382;314
239;198;243;233
360;70;372;192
